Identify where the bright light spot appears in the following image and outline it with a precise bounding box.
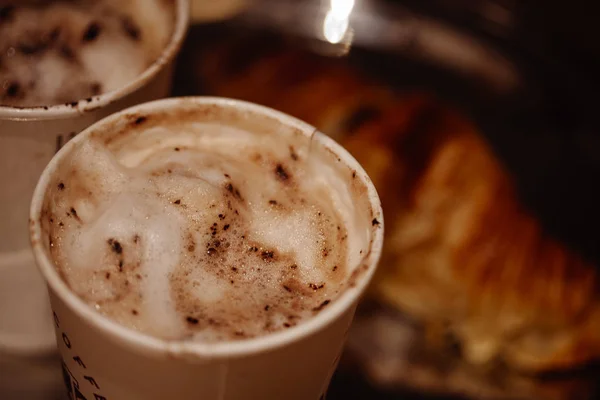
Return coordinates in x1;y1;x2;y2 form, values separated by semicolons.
324;13;350;44
323;0;355;44
331;0;355;18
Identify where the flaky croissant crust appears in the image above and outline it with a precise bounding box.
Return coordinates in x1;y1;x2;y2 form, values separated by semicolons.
343;94;600;373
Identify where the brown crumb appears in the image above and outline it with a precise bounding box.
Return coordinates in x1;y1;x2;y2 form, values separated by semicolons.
308;283;325;290
5;81;21;98
122;16;141;40
82;22;101;42
275;163;290;182
225;183;243;200
290;147;299;161
107;238;123;254
313;300;331;312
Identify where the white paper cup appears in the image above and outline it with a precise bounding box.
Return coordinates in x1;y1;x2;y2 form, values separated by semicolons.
0;0;189;357
29;97;384;400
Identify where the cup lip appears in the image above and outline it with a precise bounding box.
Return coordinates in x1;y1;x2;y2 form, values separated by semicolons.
30;96;384;360
0;0;190;120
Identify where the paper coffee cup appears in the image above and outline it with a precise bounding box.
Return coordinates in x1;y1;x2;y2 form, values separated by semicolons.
0;1;189;360
30;97;384;400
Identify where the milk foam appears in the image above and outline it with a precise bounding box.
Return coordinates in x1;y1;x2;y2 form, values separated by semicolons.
45;117;367;342
0;0;174;107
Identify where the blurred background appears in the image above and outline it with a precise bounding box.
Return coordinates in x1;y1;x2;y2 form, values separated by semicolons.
6;0;600;398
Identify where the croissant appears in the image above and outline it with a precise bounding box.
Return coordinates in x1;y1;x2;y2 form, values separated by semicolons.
343;94;600;373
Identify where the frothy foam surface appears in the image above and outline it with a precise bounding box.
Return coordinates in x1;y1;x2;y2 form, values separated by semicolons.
0;0;174;107
42;105;375;342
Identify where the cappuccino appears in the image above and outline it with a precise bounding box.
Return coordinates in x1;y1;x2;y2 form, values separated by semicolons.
0;0;174;107
40;100;376;342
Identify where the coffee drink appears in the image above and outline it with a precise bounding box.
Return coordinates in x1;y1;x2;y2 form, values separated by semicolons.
40;101;377;342
0;0;175;107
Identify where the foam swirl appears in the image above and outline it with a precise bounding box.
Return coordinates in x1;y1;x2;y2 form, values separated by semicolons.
44;116;372;342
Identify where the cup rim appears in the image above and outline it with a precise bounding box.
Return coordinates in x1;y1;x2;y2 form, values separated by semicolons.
0;0;190;120
30;96;384;360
